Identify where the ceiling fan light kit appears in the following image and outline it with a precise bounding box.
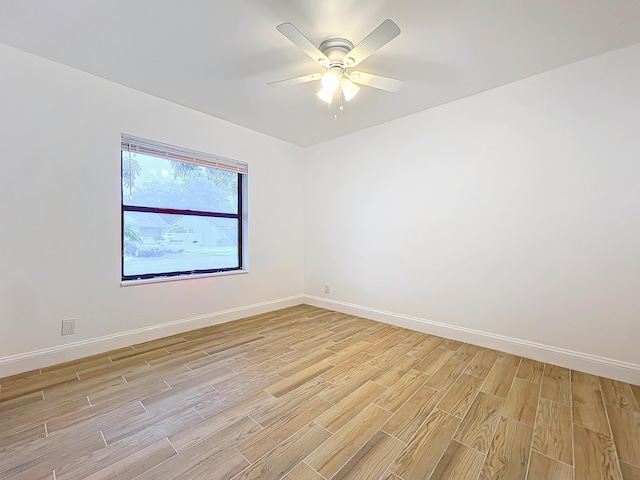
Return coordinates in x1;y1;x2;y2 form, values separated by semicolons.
272;19;404;116
316;67;360;107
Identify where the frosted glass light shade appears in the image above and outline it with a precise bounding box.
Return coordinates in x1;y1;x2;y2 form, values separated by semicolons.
317;88;333;103
341;78;360;101
321;71;340;92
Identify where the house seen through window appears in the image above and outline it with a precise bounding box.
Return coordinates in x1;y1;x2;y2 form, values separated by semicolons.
121;135;247;281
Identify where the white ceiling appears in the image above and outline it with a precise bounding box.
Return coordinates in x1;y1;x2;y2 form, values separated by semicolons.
1;1;640;147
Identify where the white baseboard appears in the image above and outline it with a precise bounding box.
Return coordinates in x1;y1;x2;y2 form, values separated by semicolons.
304;295;640;385
0;295;304;378
4;294;638;385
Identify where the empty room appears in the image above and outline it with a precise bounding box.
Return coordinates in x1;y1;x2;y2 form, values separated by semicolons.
1;1;639;479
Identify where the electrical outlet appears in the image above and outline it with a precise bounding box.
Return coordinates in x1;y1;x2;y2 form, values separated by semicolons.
61;318;75;336
324;284;331;294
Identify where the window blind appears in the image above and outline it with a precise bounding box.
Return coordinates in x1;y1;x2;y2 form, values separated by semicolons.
121;134;248;175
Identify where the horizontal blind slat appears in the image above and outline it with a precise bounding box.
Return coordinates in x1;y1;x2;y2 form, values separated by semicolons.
121;134;248;174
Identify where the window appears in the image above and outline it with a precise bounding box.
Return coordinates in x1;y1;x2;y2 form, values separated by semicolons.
121;135;247;282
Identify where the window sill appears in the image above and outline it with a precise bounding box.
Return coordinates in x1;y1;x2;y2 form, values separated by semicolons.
121;269;248;286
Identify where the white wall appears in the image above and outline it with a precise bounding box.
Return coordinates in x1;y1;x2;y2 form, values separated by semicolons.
3;41;639;382
305;43;640;376
0;44;305;375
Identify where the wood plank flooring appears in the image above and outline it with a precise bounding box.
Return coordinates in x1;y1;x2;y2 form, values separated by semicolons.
1;305;638;480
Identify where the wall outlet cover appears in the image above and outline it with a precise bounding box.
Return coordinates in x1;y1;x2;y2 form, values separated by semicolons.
61;318;76;336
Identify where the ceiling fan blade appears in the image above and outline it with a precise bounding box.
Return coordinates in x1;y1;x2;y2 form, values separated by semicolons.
276;23;330;67
343;19;400;67
268;73;322;88
348;71;404;92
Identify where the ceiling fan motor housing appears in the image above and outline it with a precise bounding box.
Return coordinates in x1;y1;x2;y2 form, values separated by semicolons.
319;38;355;71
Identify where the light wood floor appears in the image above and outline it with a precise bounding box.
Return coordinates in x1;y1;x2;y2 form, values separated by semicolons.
1;305;639;480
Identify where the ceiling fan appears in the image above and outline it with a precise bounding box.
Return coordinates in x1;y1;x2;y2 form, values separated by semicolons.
270;19;403;112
